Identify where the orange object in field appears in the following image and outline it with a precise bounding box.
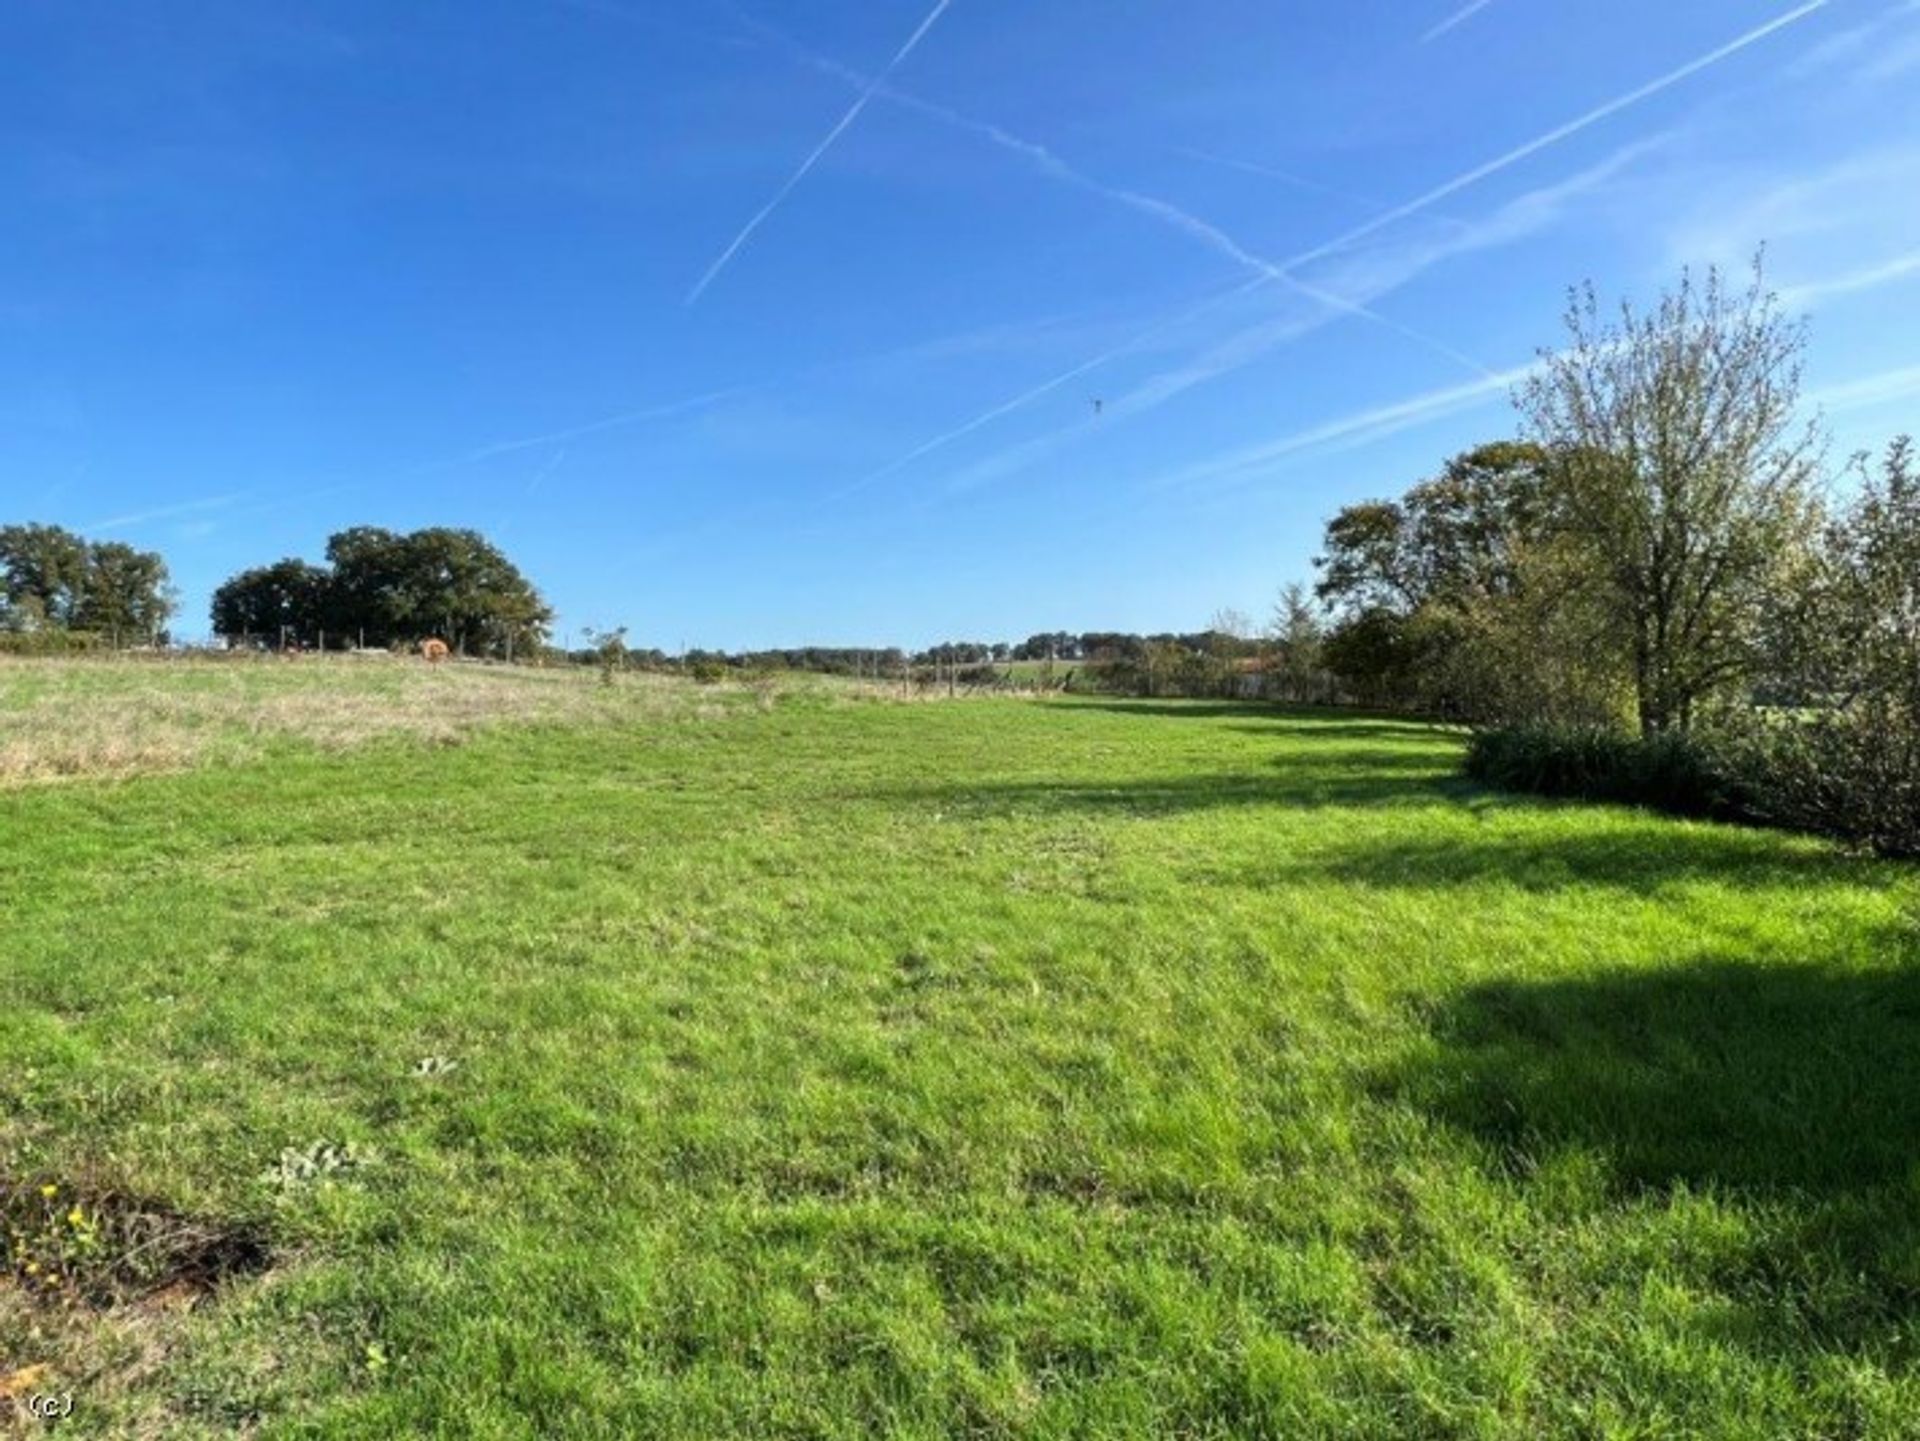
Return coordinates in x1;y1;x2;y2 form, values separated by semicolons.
420;638;450;663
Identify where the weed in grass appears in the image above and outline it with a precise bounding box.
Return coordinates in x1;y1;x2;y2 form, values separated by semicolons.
260;1142;376;1191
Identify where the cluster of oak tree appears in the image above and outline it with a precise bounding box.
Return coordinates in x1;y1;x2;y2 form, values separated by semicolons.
210;527;551;659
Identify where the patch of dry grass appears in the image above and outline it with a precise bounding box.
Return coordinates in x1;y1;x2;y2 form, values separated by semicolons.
0;655;733;785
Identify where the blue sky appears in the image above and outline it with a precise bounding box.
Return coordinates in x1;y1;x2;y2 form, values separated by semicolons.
5;0;1919;648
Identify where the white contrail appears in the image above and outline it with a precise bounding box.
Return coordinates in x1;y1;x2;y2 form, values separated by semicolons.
1781;247;1920;307
940;137;1659;496
1167;144;1392;213
1148;362;1537;495
848;0;1828;487
684;0;956;305
758;37;1494;487
1292;0;1830;272
1073;175;1494;377
87;492;246;532
525;447;569;497
1810;361;1920;413
1424;0;1499;42
464;386;744;462
829;274;1271;499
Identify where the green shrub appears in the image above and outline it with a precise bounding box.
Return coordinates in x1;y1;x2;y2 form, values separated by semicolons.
1465;724;1755;824
1468;717;1920;858
1722;708;1920;859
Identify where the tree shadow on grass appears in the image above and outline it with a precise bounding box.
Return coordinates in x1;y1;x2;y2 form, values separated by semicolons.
1255;820;1878;895
1225;720;1462;744
1387;947;1920;1358
1063;700;1449;742
1060;700;1295;721
869;757;1471;818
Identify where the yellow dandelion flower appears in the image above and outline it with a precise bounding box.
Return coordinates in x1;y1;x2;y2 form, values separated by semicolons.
39;1183;58;1198
67;1206;86;1227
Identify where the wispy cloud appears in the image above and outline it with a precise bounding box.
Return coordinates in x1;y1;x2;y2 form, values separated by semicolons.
1810;362;1920;413
1150;362;1537;497
936;134;1661;497
1292;0;1829;273
1423;0;1500;43
1781;247;1920;307
1788;0;1920;80
464;387;745;463
1667;143;1920;274
842;0;1824;494
525;447;569;497
1166;145;1386;213
87;492;246;532
826;276;1270;499
684;0;957;305
773;36;1489;379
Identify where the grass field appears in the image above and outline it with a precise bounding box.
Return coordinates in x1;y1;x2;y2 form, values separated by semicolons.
3;662;1917;1437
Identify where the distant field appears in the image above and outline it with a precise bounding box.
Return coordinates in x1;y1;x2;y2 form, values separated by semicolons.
2;666;1915;1437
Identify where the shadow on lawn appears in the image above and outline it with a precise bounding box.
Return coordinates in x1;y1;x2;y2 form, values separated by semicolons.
1389;944;1920;1357
1256;820;1873;895
1224;720;1461;744
876;757;1469;818
1066;700;1453;742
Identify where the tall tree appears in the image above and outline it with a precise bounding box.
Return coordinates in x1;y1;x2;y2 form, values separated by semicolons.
324;526;411;644
211;559;334;646
75;541;176;643
1315;443;1552;617
1518;259;1820;735
0;524;173;643
1313;441;1580;719
394;528;551;657
0;523;90;628
1265;582;1329;704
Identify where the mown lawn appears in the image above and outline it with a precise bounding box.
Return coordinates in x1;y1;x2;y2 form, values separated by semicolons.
2;681;1917;1437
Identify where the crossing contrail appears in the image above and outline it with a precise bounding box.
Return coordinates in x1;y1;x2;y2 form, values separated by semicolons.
685;0;957;305
1296;0;1830;271
849;0;1830;487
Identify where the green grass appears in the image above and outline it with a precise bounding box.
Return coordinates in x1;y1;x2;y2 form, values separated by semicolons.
2;679;1917;1437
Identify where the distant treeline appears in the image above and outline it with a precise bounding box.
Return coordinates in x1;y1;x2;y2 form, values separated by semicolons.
566;630;1282;697
578;632;1267;674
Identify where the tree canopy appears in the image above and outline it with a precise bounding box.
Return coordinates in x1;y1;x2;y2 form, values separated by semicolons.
1518;260;1819;735
1312;440;1586;720
212;527;551;658
0;523;175;643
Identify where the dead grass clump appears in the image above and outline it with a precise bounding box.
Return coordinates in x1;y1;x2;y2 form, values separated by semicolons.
3;1175;270;1312
1;1173;273;1433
